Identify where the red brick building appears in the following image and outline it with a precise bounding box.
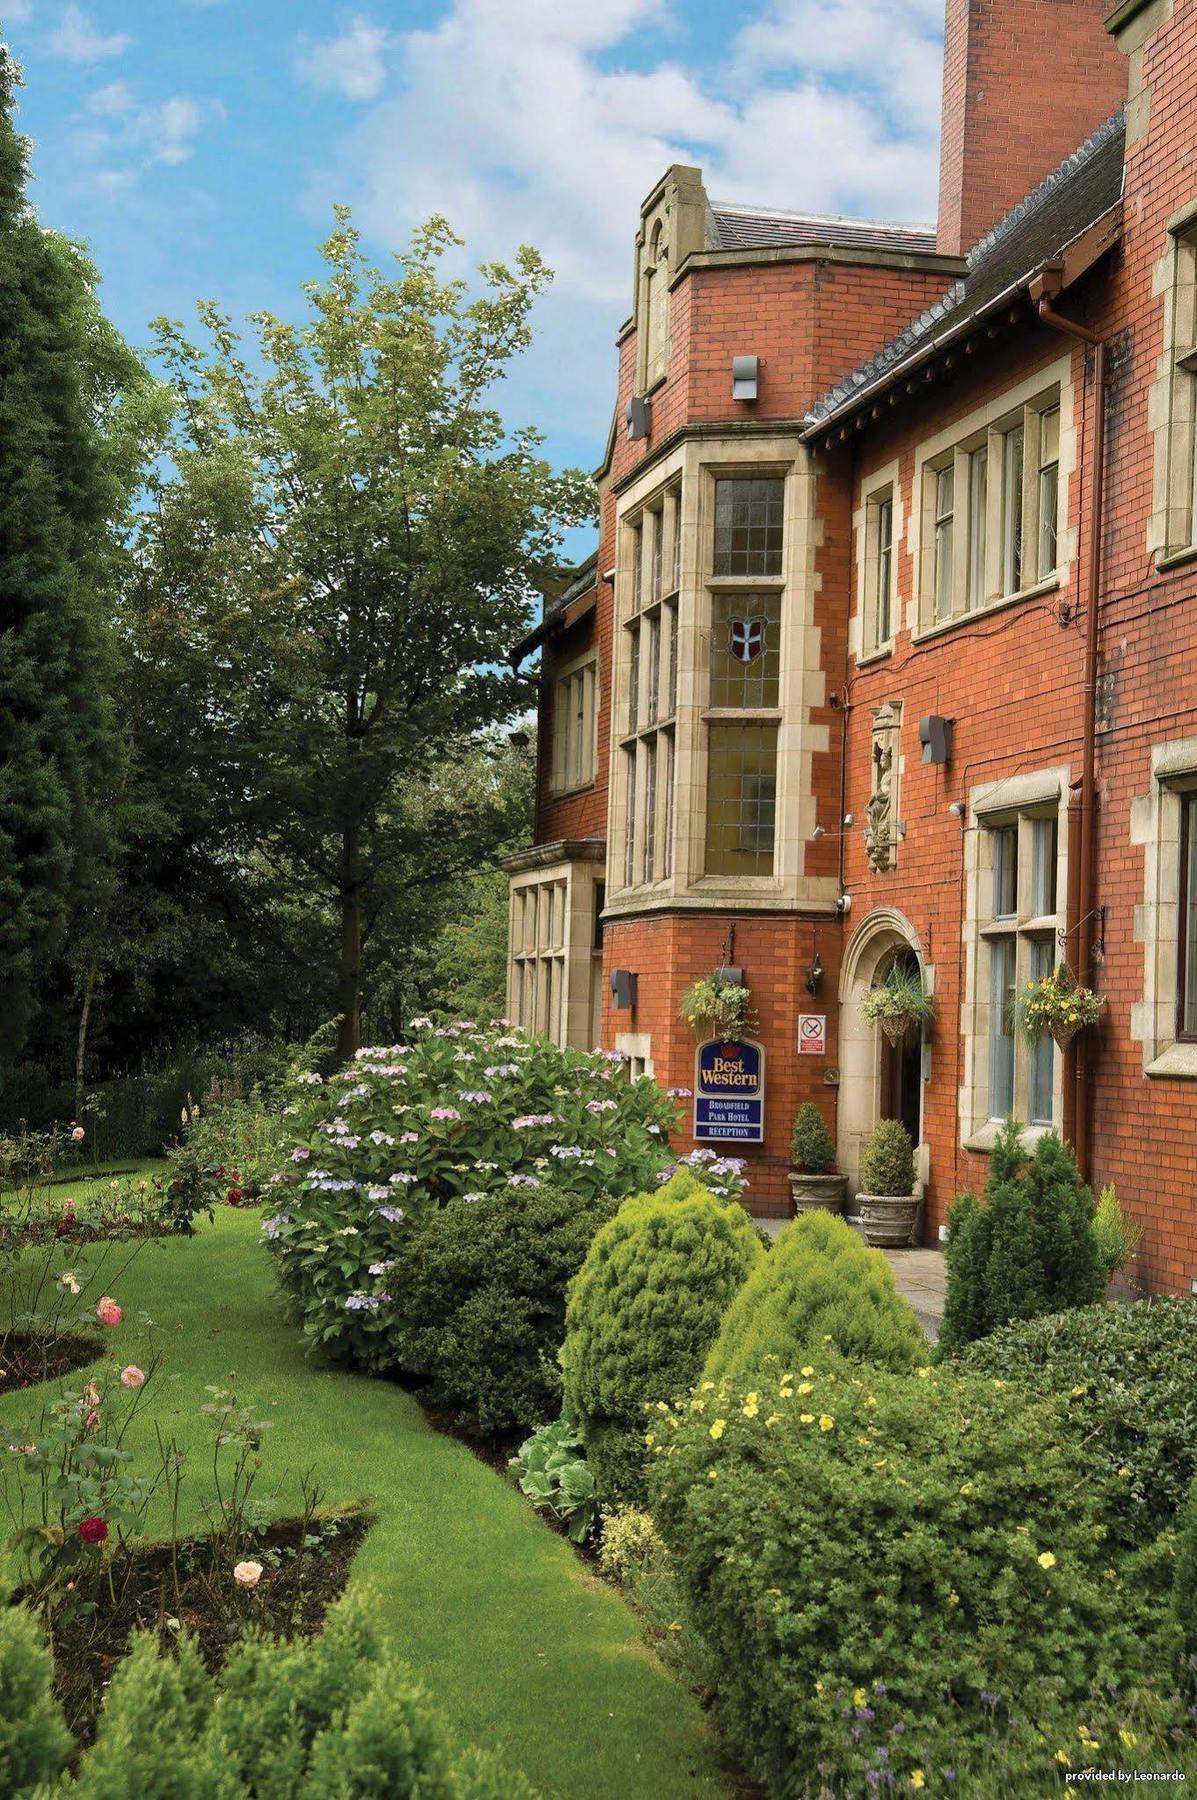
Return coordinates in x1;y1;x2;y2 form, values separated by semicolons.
505;0;1197;1296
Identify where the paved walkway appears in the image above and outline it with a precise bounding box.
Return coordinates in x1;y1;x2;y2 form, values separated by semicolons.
751;1219;947;1343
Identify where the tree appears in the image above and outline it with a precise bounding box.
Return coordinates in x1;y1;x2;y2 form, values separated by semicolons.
133;212;591;1058
0;52;149;1072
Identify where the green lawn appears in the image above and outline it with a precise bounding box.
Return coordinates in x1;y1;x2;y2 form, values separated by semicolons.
0;1203;732;1800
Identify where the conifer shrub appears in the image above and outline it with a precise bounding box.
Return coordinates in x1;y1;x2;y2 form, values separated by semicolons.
386;1184;617;1436
0;1595;73;1796
1094;1182;1141;1286
560;1184;764;1500
649;1361;1172;1795
1174;1474;1197;1661
938;1119;1102;1353
960;1297;1197;1542
788;1102;836;1174
858;1118;915;1195
703;1210;924;1384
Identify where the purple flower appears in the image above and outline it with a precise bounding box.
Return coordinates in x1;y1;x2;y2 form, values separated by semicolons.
511;1113;556;1129
368;1260;396;1275
484;1064;519;1079
585;1099;617;1115
458;1091;494;1105
344;1293;384;1312
666;1086;693;1098
430;1107;461;1122
376;1205;406;1223
291;1147;311;1162
261;1213;290;1240
508;1174;541;1188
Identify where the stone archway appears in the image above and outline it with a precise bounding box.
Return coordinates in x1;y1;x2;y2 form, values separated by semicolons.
837;907;933;1191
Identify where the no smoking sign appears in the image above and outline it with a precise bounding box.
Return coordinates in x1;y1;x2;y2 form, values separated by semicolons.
798;1015;827;1056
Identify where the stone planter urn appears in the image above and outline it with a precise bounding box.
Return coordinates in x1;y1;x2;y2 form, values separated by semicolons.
858;1192;921;1248
788;1171;848;1216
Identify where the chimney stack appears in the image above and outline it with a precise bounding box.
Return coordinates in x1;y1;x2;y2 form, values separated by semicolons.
937;0;1127;259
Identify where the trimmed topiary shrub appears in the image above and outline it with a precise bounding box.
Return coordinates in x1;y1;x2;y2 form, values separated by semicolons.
263;1022;682;1370
560;1183;764;1500
0;1593;73;1796
959;1297;1197;1543
789;1102;836;1174
6;1587;539;1799
387;1184;616;1436
703;1210;925;1384
858;1117;915;1195
649;1360;1177;1795
938;1119;1103;1353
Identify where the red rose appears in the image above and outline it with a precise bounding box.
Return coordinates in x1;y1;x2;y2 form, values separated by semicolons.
214;1166;226;1178
227;1188;243;1206
78;1516;108;1545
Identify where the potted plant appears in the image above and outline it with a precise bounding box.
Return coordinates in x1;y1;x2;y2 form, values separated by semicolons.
1013;962;1104;1052
857;1118;920;1248
788;1102;847;1216
679;973;756;1041
859;962;935;1046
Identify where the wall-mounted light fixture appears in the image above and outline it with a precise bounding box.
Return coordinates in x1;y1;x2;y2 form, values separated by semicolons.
610;969;638;1010
812;824;826;839
805;952;825;997
732;354;760;401
948;800;966;819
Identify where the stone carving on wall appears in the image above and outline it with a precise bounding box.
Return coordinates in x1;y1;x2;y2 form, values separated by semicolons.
865;702;901;874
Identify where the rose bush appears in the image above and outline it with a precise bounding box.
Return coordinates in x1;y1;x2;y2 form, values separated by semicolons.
261;1021;687;1369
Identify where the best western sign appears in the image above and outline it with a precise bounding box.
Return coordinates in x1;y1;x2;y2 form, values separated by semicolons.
694;1038;765;1144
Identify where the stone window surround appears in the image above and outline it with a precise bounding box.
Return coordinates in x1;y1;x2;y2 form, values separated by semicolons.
506;849;605;1053
1148;200;1197;569
604;432;837;921
959;766;1071;1153
907;354;1077;643
1131;736;1197;1078
614;1030;654;1080
852;458;902;663
548;647;600;797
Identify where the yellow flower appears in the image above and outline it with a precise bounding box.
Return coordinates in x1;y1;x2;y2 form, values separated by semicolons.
852;1688;868;1707
644;1432;656;1448
959;1482;974;1496
700;1380;715;1392
947;1590;960;1607
915;1366;932;1379
1119;1729;1137;1749
765;1413;781;1427
1037;1551;1056;1569
707;1468;719;1480
865;1395;878;1407
709;1419;726;1440
819;1414;835;1432
1069;1384;1086;1398
814;1679;824;1694
779;1386;794;1401
800;1413;816;1425
1056;1749;1072;1767
797;1381;813;1395
911;1773;926;1790
1117;1465;1132;1479
801;1366;814;1378
667;1621;682;1632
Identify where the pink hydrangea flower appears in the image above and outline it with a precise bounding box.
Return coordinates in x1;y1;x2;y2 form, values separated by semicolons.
95;1296;122;1327
429;1107;461;1122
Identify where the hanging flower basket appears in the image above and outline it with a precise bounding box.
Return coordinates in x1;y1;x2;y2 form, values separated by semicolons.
859;963;935;1045
678;975;757;1041
1014;963;1103;1052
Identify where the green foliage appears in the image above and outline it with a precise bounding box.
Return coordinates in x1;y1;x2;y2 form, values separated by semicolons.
508;1418;599;1544
387;1185;616;1435
423;865;523;1026
677;977;755;1040
0;1595;73;1795
858;962;935;1033
1094;1182;1141;1285
597;1506;667;1583
265;1023;680;1371
55;1589;539;1799
703;1210;925;1385
560;1183;763;1501
788;1102;836;1174
939;1122;1103;1352
650;1361;1175;1794
858;1117;915;1196
960;1298;1197;1542
1174;1475;1197;1660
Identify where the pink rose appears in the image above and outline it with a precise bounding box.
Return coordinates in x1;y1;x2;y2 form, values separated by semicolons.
120;1365;145;1389
95;1296;122;1327
71;1125;86;1142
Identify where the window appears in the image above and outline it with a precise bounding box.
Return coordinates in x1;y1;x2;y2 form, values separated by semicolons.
705;723;778;875
975;796;1065;1131
549;657;598;793
507;855;605;1051
709;591;781;707
713;478;784;576
618;482;681;890
1179;792;1197;1040
1151;220;1197;561
642;219;669;388
921;386;1062;630
1037;407;1060;578
966;446;987;610
862;487;895;651
933;464;954;621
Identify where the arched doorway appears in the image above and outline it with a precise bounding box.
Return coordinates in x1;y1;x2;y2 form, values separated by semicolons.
837;908;931;1190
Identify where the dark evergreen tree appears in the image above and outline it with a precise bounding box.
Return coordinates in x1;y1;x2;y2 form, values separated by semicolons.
1024;1130;1103;1310
0;52;125;1066
937;1191;990;1355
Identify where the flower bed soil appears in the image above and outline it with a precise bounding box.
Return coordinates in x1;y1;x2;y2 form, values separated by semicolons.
26;1509;373;1745
0;1330;102;1388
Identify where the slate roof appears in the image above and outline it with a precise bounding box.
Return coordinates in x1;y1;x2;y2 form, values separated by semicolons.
804;109;1126;435
511;550;598;667
712;202;936;258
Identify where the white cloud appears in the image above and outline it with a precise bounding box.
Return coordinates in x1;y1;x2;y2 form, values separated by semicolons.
4;1;33;25
49;4;131;61
74;83;223;186
294;16;389;103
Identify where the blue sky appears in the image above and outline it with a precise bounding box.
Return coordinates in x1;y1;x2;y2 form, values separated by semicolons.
3;1;945;483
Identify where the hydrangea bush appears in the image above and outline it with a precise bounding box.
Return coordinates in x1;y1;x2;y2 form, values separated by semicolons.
262;1021;687;1369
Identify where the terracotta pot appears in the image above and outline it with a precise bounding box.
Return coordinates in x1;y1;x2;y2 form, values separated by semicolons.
858;1194;921;1249
788;1171;848;1216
